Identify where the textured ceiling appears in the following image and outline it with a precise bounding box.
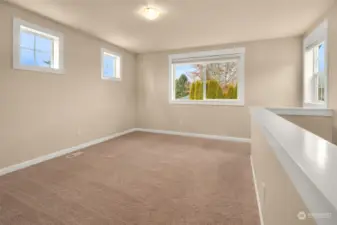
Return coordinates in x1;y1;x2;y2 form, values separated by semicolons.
7;0;335;53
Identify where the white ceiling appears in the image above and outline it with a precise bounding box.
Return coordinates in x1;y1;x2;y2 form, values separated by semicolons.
8;0;335;53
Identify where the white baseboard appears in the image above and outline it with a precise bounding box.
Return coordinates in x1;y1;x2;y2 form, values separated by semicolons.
0;128;137;177
250;156;265;225
0;128;249;177
134;128;251;143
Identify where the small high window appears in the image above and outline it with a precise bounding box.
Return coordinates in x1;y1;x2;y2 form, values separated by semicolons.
101;49;121;81
13;18;64;73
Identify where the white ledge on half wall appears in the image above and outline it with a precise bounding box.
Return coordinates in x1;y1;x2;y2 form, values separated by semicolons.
251;107;337;225
267;107;333;117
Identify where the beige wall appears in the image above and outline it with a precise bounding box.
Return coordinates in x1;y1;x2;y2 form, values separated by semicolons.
0;3;137;169
136;37;302;138
251;120;316;225
281;115;333;142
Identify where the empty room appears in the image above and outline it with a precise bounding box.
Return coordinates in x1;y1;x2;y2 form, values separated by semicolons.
0;0;337;224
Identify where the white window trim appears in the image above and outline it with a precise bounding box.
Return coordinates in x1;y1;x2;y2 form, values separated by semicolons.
303;20;328;108
100;48;121;81
13;18;64;74
168;48;245;106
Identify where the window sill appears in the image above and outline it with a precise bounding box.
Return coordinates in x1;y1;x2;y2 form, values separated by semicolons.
101;77;121;81
14;64;64;74
303;102;327;109
169;99;244;106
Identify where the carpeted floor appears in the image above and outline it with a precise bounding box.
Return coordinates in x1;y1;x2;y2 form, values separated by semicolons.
0;132;260;225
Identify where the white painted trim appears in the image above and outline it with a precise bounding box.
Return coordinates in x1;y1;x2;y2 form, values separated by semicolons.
101;48;122;81
251;107;337;225
169;47;246;60
13;17;65;74
303;102;327;109
250;156;265;225
0;128;136;177
268;107;333;117
169;99;244;106
304;20;328;49
134;128;251;143
168;47;245;106
0;128;249;177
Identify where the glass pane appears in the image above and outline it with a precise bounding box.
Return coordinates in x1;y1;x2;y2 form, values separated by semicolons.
20;31;34;49
304;49;314;103
35;35;53;52
175;64;204;100
206;62;238;99
318;87;325;101
318;43;325;72
318;75;325;101
36;51;52;68
20;48;35;66
313;46;319;73
103;54;116;77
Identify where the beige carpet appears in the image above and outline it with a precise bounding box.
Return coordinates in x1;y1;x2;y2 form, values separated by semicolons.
0;132;260;225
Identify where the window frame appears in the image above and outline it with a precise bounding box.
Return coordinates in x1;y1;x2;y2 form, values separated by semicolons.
100;48;121;81
303;20;328;108
168;48;245;106
13;18;64;74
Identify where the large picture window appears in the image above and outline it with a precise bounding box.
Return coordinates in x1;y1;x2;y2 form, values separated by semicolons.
169;48;245;105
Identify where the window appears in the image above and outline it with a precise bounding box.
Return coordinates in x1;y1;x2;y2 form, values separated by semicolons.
101;49;121;81
303;21;328;108
13;18;64;73
169;48;245;105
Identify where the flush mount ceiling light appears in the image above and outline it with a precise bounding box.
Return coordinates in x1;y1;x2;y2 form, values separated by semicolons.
142;6;160;20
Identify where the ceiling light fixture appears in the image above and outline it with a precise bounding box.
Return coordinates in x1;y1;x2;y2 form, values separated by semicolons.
142;6;160;20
